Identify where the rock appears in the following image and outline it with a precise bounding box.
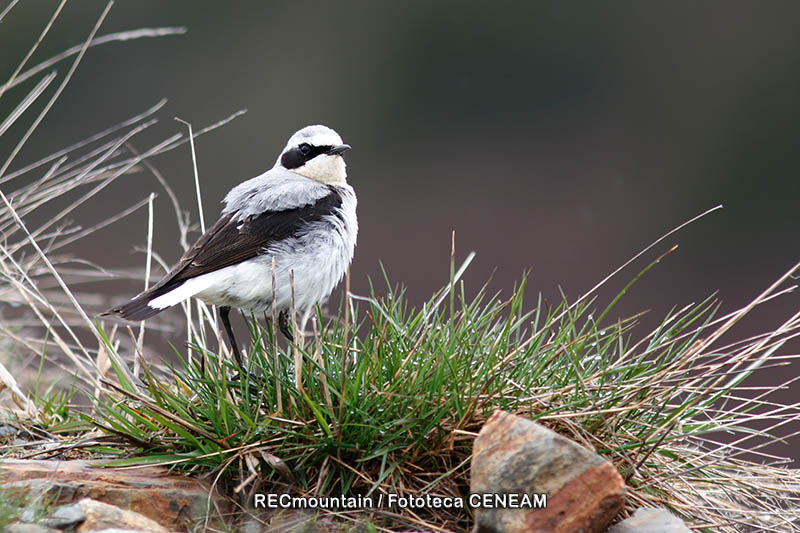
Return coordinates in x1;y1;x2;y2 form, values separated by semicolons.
19;507;37;523
88;530;157;533
6;524;58;533
75;498;169;532
88;530;159;533
471;410;625;533
41;503;85;529
0;459;229;531
0;424;19;438
608;508;691;532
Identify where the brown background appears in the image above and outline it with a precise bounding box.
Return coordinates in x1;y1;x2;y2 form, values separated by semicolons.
2;1;798;461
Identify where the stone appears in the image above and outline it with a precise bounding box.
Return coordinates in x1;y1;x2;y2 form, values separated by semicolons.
75;498;169;532
0;459;229;531
608;508;691;532
89;530;157;533
41;503;85;529
19;507;37;522
0;424;19;437
6;524;58;533
471;410;626;533
88;530;158;533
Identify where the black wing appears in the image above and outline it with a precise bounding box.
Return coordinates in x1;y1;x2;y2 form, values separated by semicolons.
104;189;342;320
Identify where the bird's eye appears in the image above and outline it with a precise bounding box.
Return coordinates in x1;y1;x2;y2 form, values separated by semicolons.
299;143;311;155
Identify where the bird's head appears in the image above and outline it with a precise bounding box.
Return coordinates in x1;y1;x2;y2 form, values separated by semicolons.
276;125;351;184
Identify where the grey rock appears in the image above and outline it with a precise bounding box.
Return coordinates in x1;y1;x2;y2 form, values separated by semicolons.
608;508;691;533
87;530;154;533
0;424;19;437
19;507;37;523
41;503;85;529
7;523;58;533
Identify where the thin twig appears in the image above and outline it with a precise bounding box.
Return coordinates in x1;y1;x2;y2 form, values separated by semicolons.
3;26;187;92
0;0;114;179
0;0;66;100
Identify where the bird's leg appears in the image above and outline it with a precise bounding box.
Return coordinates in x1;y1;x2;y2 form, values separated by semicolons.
278;310;294;342
219;306;245;373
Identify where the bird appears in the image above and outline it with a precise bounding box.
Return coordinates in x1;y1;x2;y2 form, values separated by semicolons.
103;124;357;373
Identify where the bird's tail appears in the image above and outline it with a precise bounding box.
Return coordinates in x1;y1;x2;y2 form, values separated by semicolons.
101;287;168;321
101;275;215;321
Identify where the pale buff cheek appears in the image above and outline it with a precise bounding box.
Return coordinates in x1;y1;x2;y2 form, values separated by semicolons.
295;155;347;184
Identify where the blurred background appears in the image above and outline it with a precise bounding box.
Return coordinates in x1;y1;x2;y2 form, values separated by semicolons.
2;1;799;458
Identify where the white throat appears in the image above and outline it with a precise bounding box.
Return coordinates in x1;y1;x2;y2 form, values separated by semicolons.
290;154;348;184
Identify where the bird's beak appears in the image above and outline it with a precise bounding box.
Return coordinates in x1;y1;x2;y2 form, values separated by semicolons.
326;144;351;156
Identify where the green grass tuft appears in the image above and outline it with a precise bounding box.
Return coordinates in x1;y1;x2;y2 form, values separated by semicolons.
85;254;800;531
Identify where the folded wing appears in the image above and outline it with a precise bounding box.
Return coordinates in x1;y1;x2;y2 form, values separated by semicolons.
103;187;342;320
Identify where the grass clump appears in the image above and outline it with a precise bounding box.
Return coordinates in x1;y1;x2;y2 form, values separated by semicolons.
86;251;800;532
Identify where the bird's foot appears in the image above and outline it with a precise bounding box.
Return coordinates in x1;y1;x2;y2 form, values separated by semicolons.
278;310;294;342
229;368;264;386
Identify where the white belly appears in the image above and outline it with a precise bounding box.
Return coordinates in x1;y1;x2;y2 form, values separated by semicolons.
193;235;349;313
146;185;357;315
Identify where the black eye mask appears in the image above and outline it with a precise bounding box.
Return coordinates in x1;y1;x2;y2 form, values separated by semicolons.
281;144;333;169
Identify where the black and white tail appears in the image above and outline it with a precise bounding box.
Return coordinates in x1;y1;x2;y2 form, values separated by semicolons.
102;274;216;321
102;285;171;321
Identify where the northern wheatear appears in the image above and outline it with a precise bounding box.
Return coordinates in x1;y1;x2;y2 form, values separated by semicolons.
104;125;357;371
